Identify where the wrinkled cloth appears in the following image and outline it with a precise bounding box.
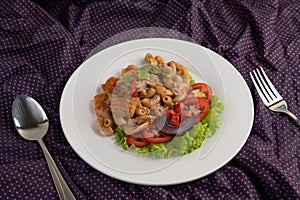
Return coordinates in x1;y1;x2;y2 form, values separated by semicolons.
1;0;299;199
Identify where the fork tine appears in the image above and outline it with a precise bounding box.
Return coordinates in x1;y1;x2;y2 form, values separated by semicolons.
259;67;283;100
250;71;270;106
255;68;278;101
251;69;273;104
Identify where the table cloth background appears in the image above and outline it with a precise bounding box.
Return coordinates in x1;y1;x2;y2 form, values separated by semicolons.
1;0;299;199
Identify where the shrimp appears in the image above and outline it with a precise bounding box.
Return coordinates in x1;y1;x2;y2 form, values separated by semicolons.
93;93;110;117
122;65;138;76
101;76;119;93
93;92;116;136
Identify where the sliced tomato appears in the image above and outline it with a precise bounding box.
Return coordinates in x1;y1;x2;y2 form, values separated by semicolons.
143;129;173;144
125;135;150;147
192;83;212;104
194;98;210;124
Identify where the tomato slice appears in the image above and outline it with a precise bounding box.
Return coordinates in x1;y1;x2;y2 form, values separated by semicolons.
125;135;150;147
194;98;210;124
143;129;173;144
192;83;212;104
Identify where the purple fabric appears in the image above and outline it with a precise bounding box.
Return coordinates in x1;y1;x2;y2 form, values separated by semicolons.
1;0;299;199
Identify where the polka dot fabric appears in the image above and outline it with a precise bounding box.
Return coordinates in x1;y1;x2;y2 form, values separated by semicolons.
1;0;299;199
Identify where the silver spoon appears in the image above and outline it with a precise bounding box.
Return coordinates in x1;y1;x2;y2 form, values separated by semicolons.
12;95;76;200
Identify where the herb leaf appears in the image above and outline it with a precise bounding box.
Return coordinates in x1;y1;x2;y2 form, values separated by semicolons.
150;66;168;77
138;65;152;80
118;74;135;83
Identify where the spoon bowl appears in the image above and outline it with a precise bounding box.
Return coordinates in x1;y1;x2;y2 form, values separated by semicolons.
12;95;49;140
12;95;76;200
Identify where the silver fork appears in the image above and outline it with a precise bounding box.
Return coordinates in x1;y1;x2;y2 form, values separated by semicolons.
250;67;300;127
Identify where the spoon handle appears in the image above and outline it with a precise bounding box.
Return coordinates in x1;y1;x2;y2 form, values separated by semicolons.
38;139;76;200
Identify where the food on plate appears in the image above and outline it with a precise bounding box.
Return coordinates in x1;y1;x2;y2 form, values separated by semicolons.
92;53;224;158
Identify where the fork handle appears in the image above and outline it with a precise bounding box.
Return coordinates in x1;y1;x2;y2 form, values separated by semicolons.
270;101;300;127
285;110;300;127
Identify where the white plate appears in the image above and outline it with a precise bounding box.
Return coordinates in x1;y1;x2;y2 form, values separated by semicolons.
60;38;254;185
